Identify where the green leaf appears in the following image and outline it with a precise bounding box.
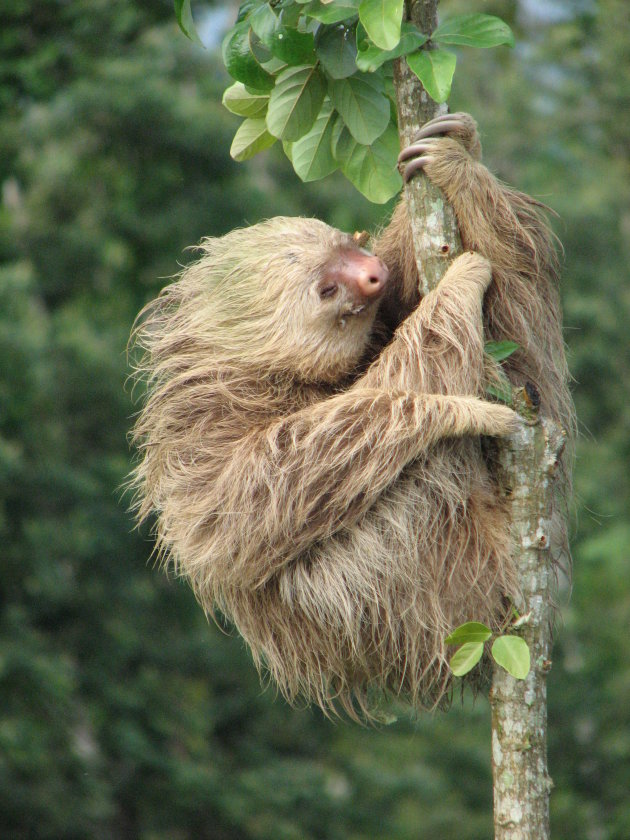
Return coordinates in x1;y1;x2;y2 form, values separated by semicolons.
250;34;273;66
303;1;360;24
230;117;277;161
432;14;515;49
222;21;275;91
317;25;358;79
278;3;302;28
445;621;492;646
341;122;402;203
328;74;389;144
406;48;456;104
270;27;316;65
236;0;264;23
485;340;518;404
287;99;338;181
250;0;316;65
249;3;278;46
222;82;269;117
491;636;531;680
358;0;404;51
485;340;520;363
174;0;203;45
486;380;513;405
356;21;427;72
260;56;288;75
266;65;326;140
449;642;484;676
331;115;355;162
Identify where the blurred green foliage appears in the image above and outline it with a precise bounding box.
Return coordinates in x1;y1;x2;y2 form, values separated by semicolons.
0;0;628;838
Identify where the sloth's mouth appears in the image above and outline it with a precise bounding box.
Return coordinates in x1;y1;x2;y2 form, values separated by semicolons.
342;304;367;317
338;303;368;328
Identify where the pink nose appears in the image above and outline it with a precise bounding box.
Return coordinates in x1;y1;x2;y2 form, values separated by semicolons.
337;252;389;299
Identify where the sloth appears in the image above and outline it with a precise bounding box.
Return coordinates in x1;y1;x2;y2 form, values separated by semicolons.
130;113;573;719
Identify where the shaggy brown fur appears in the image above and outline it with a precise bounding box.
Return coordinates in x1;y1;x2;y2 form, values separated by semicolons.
129;114;574;720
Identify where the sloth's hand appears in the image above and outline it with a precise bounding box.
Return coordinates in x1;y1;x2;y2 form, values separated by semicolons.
398;112;482;183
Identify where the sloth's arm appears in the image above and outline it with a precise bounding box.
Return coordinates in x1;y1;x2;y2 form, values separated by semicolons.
376;112;566;424
377;112;557;315
362;250;490;396
212;388;517;589
398;112;556;283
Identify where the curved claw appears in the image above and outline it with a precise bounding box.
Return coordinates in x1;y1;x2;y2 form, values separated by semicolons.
412;119;468;144
416;112;468;130
402;156;433;183
424;112;468;123
398;112;479;182
398;139;440;164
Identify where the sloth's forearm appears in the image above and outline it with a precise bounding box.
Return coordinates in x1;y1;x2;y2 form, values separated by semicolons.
424;141;566;424
363;252;488;396
213;390;516;588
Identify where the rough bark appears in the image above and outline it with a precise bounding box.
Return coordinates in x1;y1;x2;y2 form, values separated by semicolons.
490;403;565;839
394;0;462;295
394;2;562;838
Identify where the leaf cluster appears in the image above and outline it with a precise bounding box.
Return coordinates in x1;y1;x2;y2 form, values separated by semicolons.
445;621;530;680
200;1;515;201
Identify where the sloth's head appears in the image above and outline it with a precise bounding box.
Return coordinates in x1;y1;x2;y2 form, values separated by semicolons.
160;217;389;384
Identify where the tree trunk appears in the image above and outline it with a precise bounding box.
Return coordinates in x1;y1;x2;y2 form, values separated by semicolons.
490;407;565;839
394;2;563;838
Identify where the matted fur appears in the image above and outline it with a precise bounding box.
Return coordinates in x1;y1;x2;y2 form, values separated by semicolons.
129;116;574;720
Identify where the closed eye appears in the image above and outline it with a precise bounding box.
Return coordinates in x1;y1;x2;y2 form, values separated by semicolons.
319;284;338;299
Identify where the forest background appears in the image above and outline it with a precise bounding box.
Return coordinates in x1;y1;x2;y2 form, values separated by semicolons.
1;0;628;837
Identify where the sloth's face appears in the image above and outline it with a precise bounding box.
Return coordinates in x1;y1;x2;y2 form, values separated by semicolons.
282;239;389;382
314;244;389;329
193;217;391;384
